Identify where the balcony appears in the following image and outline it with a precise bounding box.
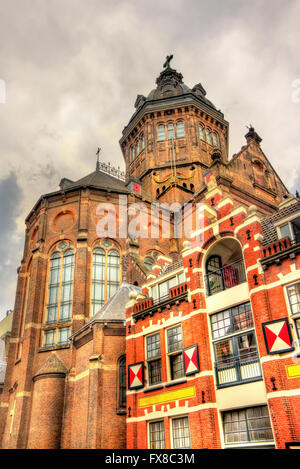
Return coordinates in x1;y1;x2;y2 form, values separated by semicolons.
132;282;188;321
261;234;300;270
205;259;246;296
215;352;262;388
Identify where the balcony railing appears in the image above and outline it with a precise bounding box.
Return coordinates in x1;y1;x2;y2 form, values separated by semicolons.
132;282;188;321
262;236;291;258
215;352;262;388
261;234;300;270
205;259;246;296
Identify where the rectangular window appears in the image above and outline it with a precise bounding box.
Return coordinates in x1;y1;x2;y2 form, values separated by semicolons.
58;327;70;345
211;302;253;339
152;272;186;303
211;303;261;387
167;325;184;380
279;223;292;239
223;406;274;446
172;417;191;448
287;283;300;315
43;327;70;348
149;421;165;449
44;329;55;347
146;333;162;386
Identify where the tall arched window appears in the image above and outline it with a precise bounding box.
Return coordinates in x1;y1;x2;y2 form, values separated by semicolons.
119;356;126;409
167;123;175;140
91;248;105;314
206;128;212;145
43;242;74;348
176;121;185;138
107;250;120;299
130;146;134;162
158;124;165;141
135;140;139;157
199;124;205;141
141;133;145;150
212;132;219;148
46;248;74;323
91;241;121;316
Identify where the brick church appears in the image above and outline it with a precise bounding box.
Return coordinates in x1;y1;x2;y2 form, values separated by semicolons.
0;58;300;449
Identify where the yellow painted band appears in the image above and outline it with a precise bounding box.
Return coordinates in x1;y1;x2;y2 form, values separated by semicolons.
138;385;195;408
286;363;300;379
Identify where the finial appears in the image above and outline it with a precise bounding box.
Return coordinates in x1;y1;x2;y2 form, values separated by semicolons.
96;147;101;171
163;54;173;70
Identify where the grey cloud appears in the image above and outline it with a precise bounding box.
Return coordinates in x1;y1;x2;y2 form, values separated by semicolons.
0;0;299;318
0;172;23;320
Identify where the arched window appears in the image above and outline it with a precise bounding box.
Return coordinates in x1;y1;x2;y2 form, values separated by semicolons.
119;356;126;409
91;248;105;314
206;255;223;295
91;242;121;316
141;133;145;150
43;243;74;348
212;132;219;148
107;250;120;299
199;124;205;141
206;128;212;145
167;123;175;140
158;124;165;141
135;140;139;156
145;256;155;269
176;121;185;138
130;146;134;162
46;248;74;323
60;250;75;321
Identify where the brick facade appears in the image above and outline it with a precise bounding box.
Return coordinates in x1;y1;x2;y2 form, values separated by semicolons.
0;62;299;449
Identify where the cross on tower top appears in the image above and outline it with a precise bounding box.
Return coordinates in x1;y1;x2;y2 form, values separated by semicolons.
96;147;101;171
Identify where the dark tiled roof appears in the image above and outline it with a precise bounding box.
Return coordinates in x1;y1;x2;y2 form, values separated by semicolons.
91;282;141;322
66;170;130;194
261;199;300;246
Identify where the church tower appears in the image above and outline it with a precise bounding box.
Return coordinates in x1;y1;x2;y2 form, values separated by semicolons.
120;55;229;205
120;57;288;213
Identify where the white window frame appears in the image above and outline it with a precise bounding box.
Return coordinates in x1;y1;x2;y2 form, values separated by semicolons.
165;324;184;382
275;211;300;241
148;419;166;449
145;332;162;387
170;415;191;449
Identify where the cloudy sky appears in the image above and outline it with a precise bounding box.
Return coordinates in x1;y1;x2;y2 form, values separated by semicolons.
0;0;299;319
